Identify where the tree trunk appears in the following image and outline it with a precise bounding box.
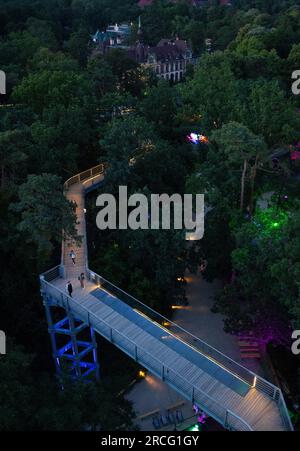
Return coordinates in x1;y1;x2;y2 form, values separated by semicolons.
249;154;259;217
1;165;4;189
240;159;248;211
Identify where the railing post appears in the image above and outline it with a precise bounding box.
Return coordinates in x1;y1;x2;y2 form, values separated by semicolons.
192;386;195;403
110;328;113;343
135;345;138;361
162;365;165;381
225;410;229;428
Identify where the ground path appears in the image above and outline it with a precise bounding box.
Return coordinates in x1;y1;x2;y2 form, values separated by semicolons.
126;270;264;431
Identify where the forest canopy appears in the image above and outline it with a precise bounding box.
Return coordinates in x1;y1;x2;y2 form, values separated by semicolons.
0;0;300;430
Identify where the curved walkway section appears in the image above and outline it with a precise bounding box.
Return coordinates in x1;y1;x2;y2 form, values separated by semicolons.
40;165;293;432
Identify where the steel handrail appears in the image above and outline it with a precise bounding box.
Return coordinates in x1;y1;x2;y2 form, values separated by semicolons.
63;163;106;190
87;270;272;386
40;159;293;431
86;269;292;430
40;276;253;431
61;164;106;270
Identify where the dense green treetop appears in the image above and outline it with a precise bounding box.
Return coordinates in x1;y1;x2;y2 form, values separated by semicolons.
1;0;300;430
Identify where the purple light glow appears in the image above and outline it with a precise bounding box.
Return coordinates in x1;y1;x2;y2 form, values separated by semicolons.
238;313;292;348
197;413;207;424
186;132;209;145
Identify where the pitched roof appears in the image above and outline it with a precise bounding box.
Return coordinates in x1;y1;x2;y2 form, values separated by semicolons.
127;38;191;64
92;30;108;43
149;46;184;61
157;38;189;52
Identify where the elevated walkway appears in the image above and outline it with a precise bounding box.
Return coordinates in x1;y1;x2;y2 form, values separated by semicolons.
40;164;293;431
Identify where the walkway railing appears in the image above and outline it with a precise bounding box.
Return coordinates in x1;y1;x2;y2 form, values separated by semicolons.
86;269;293;431
40;275;252;431
40;163;293;431
64;164;106;190
61;164;106;273
41;265;293;431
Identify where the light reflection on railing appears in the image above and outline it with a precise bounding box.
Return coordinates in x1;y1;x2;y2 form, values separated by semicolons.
40;157;293;431
41;265;293;431
40;276;253;431
64;164;106;190
88;270;262;386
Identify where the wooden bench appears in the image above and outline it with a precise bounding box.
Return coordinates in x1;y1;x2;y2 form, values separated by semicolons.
241;353;261;359
166;401;185;412
138;408;160;422
240;347;260;352
238;341;259;347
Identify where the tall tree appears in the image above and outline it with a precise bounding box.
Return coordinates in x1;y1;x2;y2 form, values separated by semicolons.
178;52;241;132
0;129;28;188
12;174;80;259
212;122;267;215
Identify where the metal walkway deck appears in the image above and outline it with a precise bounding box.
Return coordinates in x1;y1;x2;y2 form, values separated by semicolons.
40;164;293;431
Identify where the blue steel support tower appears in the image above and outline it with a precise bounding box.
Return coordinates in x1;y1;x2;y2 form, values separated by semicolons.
41;289;100;381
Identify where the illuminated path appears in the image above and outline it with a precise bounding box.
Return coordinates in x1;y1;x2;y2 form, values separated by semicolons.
40;165;293;431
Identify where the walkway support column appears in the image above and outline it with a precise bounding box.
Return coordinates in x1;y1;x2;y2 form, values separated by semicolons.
41;289;100;382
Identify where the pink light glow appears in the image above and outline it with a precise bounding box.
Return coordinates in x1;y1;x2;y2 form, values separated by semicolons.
291;150;300;160
197;413;207;424
187;132;209;145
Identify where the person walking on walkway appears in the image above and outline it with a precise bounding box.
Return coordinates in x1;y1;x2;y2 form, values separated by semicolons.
199;258;208;274
78;272;85;289
70;250;76;265
66;281;73;297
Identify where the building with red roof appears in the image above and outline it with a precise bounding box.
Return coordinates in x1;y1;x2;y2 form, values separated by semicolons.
138;0;231;7
138;0;153;7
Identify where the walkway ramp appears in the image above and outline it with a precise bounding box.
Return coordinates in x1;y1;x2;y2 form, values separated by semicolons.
40;165;293;432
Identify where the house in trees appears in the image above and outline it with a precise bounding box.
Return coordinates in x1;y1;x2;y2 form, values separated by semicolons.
91;23;131;54
91;18;194;82
127;37;194;81
128;19;194;82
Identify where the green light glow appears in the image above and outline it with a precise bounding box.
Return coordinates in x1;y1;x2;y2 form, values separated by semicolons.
254;207;288;236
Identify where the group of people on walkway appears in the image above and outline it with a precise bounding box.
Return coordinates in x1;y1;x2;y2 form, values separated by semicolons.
65;250;85;297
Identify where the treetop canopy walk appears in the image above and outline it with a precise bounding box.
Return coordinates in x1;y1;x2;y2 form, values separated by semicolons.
40;164;293;431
